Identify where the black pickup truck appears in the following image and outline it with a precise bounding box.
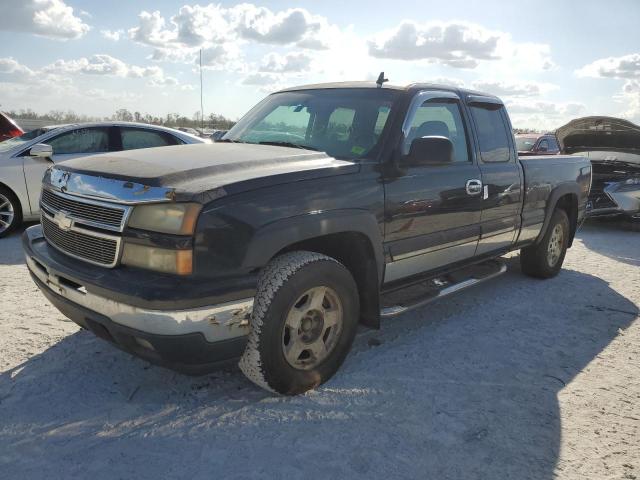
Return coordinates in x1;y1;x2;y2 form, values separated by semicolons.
23;81;592;394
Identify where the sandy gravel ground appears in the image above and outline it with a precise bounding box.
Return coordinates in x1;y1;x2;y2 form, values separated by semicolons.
0;221;638;480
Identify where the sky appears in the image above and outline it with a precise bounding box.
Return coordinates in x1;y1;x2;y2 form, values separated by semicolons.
1;0;639;129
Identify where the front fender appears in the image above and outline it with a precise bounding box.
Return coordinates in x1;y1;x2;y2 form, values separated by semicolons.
243;209;384;280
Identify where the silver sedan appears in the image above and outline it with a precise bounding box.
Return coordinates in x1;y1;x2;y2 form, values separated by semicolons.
0;122;208;237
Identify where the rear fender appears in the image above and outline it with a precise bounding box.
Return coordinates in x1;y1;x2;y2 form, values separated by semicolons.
536;182;580;246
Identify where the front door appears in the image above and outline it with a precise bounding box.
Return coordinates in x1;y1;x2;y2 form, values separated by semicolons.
383;91;483;283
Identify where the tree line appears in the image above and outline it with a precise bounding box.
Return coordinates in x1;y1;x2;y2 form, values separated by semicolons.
5;108;236;130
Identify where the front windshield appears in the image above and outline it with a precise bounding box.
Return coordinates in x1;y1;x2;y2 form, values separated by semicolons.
0;128;53;153
515;136;538;151
225;88;399;160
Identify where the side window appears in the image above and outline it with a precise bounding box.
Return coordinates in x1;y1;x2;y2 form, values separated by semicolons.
404;100;470;163
47;128;110;155
326;108;355;142
121;128;179;150
469;105;511;162
538;139;549;151
548;136;559;153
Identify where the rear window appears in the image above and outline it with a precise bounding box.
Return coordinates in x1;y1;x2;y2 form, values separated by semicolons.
121;128;180;150
470;105;511;162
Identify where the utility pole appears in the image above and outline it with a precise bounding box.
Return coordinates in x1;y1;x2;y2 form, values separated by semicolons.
199;49;204;131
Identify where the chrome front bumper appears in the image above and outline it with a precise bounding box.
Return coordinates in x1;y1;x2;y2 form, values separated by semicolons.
26;255;253;343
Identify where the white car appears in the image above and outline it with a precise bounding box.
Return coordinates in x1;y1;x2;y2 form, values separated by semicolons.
0;122;208;237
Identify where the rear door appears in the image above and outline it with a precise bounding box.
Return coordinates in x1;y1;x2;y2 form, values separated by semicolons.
383;91;483;283
117;127;182;152
467;98;523;256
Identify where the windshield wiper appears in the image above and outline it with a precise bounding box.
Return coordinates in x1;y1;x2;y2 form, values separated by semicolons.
257;141;320;151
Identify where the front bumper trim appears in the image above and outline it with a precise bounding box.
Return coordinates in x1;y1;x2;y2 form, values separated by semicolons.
26;255;253;343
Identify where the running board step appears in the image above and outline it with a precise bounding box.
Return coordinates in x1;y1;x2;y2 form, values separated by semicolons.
380;259;507;318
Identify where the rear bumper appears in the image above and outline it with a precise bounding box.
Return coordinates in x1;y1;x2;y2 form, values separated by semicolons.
23;225;253;373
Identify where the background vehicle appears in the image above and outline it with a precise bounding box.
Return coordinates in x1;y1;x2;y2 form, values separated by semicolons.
0;122;207;237
0;112;24;142
557;116;640;227
516;133;560;156
23;82;591;395
210;129;228;141
177;127;200;136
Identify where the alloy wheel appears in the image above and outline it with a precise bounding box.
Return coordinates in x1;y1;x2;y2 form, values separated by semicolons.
0;193;15;235
547;223;564;267
282;286;344;370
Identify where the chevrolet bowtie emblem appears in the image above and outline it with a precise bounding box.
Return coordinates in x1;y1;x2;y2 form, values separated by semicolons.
53;211;73;231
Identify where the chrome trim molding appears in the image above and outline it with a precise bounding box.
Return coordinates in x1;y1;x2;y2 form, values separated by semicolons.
45;167;175;205
392;235;477;261
27;255;252;342
384;239;478;283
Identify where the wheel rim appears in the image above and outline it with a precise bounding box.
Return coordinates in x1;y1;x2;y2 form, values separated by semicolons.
282;286;344;370
0;193;15;234
547;223;564;267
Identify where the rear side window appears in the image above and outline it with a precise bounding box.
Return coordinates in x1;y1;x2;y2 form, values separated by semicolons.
470;105;511;162
48;128;110;155
121;128;179;150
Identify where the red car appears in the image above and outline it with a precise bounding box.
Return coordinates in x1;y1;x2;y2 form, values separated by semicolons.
0;112;24;142
515;133;560;156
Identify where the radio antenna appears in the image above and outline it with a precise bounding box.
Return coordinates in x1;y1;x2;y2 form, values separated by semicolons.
376;72;388;88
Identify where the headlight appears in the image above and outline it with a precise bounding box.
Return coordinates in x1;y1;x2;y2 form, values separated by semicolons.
121;243;193;275
128;203;201;235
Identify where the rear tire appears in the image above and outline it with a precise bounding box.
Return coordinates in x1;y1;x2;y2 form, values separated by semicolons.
0;186;22;238
520;208;570;279
239;251;359;395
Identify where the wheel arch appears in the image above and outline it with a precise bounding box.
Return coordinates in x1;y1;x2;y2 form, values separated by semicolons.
243;209;384;329
536;183;579;247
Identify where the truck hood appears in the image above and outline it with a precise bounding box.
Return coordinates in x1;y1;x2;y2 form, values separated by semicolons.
53;143;358;203
556;116;640;156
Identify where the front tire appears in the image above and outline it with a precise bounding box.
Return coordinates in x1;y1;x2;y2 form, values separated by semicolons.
239;251;359;395
0;187;22;238
520;208;570;279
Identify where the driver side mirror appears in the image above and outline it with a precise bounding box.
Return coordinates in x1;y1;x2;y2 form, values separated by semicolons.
29;143;53;160
406;136;454;166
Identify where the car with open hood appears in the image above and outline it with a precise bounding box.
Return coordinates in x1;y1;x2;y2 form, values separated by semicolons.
556;116;640;226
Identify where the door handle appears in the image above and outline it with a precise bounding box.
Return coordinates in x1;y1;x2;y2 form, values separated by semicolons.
466;179;483;196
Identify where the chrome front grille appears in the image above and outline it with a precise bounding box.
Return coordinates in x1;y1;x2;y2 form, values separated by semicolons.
39;188;129;268
41;188;128;231
41;213;120;267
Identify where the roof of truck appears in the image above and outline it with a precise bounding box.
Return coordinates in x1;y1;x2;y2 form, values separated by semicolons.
276;81;502;103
